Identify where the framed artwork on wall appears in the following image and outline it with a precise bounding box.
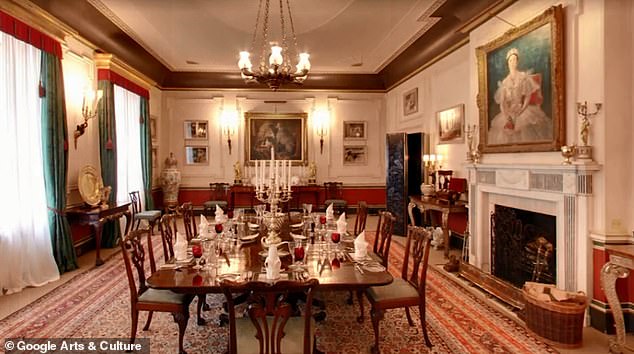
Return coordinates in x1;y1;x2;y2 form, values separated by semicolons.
476;5;565;153
244;112;307;165
184;120;208;140
403;88;418;116
150;115;157;144
437;104;465;144
343;145;367;165
343;121;367;141
185;146;208;165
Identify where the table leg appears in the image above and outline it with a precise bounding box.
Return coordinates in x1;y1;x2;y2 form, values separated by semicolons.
442;210;450;259
407;202;416;226
601;262;630;353
123;210;132;236
93;221;104;266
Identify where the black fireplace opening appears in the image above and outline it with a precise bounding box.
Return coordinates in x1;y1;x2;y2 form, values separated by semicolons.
491;205;556;288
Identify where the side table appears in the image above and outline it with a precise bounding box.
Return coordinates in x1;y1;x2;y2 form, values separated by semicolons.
601;244;634;353
67;202;132;266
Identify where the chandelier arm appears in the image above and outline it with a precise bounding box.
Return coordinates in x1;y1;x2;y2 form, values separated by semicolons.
278;0;291;73
260;0;271;72
250;0;265;54
286;0;300;61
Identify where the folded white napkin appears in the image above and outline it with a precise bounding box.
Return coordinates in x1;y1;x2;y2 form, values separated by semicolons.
326;203;334;220
199;214;208;236
336;212;347;233
174;232;188;261
264;246;281;279
354;231;368;259
215;205;225;223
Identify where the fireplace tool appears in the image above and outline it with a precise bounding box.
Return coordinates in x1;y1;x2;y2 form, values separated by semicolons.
531;237;553;282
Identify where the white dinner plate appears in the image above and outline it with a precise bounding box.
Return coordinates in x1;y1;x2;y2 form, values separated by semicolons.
290;222;304;228
240;233;259;242
290;233;307;240
248;223;260;229
258;250;290;258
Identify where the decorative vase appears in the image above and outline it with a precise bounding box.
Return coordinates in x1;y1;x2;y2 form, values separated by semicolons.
161;152;181;211
420;183;436;200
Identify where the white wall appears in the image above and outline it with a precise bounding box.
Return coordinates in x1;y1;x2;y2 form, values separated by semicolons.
161;90;386;188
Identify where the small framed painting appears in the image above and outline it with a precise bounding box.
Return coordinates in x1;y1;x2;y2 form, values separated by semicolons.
184;120;208;140
437;104;465;144
150;115;157;144
343;145;368;165
343;121;367;140
403;88;418;116
185;146;208;165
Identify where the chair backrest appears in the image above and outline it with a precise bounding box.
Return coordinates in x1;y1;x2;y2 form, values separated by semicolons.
180;202;197;241
209;182;230;202
159;213;177;262
120;229;153;305
354;201;368;235
129;190;142;215
323;182;344;200
437;170;453;191
401;226;432;299
373;210;395;267
222;279;319;354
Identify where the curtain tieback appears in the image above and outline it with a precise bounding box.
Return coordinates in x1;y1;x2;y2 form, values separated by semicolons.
47;206;66;216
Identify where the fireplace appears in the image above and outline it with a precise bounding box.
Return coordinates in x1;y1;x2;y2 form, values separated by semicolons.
462;163;599;309
491;205;556;288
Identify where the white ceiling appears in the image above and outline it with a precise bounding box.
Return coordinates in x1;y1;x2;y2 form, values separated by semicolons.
89;0;445;74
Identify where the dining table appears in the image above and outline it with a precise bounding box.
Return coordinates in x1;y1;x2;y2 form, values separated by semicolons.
146;215;393;303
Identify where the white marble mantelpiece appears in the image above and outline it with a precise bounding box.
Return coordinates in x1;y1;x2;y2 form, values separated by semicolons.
465;162;601;296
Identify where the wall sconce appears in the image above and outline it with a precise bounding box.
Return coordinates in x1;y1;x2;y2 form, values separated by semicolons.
74;86;103;149
422;153;443;185
220;108;239;154
313;108;330;154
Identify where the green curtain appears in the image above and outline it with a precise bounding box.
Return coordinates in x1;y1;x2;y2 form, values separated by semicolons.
97;80;120;247
40;52;78;273
140;98;154;210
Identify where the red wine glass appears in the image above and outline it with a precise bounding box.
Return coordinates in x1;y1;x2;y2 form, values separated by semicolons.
214;223;223;236
192;244;203;270
331;232;341;254
319;215;327;226
294;242;305;265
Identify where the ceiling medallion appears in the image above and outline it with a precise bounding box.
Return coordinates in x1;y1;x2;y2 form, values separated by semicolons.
237;0;310;91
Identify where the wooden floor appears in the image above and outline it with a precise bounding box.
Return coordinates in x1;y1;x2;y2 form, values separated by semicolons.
0;215;627;353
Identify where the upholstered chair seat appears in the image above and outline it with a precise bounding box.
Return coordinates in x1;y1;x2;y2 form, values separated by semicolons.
366;278;419;303
138;288;189;304
234;316;316;354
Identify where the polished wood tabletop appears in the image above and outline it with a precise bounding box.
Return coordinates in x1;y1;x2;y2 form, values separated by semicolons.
147;217;393;294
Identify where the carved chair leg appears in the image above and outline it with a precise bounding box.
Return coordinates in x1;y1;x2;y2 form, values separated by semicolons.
196;295;206;325
173;310;190;354
346;290;354;305
404;307;414;326
130;309;139;345
370;307;384;354
419;303;432;348
356;290;365;323
142;311;153;331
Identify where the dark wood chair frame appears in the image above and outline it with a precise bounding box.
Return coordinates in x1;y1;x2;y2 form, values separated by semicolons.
222;279;321;354
120;229;193;354
366;225;433;353
323;181;347;215
353;201;369;236
204;182;231;214
129;190;161;237
180;202;197;242
352;210;396;322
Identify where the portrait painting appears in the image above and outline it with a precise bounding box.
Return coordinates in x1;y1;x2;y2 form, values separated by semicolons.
343;121;367;140
343;145;367;165
477;5;564;153
245;112;307;165
437;104;464;144
184;120;208;140
403;88;418;116
185;146;208;165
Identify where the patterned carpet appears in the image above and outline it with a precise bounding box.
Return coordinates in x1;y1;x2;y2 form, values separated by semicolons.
0;232;557;354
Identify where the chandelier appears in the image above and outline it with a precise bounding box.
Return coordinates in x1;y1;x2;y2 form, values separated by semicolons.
238;0;311;90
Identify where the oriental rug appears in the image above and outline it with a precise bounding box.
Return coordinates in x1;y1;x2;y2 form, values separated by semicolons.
0;232;556;354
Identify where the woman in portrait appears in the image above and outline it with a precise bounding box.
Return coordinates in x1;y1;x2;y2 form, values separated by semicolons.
488;48;551;145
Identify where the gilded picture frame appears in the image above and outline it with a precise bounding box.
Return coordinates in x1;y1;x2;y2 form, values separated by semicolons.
437;104;465;144
403;88;418;116
343;145;367;165
476;5;565;153
343;121;367;141
184;120;208;140
244;112;307;165
185;146;208;165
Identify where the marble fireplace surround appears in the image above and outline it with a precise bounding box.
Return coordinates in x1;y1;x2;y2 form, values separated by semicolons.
465;163;600;296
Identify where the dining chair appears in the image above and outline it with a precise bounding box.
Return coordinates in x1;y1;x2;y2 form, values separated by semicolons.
180;202;197;241
120;228;194;354
353;201;369;235
202;182;230;215
364;226;433;353
323;182;347;215
159;213;208;326
129;190;162;237
221;278;321;354
353;210;395;321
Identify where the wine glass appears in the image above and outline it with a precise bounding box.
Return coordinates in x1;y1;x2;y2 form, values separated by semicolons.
192;244;203;270
331;231;341;255
215;223;223;237
293;240;306;267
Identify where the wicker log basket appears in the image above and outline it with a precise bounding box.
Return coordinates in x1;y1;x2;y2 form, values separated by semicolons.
522;282;589;348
